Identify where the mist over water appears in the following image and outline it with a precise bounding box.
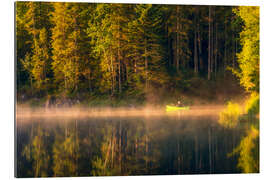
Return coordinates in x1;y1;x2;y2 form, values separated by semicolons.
16;105;226;120
16;106;247;177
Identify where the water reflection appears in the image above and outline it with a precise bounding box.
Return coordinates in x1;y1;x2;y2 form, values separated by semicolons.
228;126;259;173
218;99;259;173
17;115;246;177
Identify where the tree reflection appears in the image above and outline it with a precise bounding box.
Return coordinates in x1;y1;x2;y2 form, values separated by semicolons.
22;125;51;177
52;121;79;176
18;116;247;177
91;119;159;175
91;123;119;175
229;126;259;173
219;95;259;173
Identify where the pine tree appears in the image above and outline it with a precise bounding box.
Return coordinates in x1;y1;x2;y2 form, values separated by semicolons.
87;4;131;95
51;2;92;94
20;2;53;91
127;4;168;92
167;5;192;71
31;28;50;89
16;1;32;87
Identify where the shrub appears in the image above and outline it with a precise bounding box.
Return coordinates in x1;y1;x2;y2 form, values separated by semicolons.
219;102;241;128
245;93;259;116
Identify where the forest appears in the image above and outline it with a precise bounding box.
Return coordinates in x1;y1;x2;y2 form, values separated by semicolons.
16;2;259;107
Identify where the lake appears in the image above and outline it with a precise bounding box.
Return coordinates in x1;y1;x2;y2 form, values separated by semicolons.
15;107;247;177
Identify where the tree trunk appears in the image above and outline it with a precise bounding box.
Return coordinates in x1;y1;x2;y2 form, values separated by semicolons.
224;17;227;75
198;27;203;71
166;22;171;67
64;75;67;92
235;34;237;68
134;59;137;73
74;17;78;92
194;18;198;74
232;32;235;68
215;22;218;76
211;7;214;74
208;6;211;80
125;61;128;83
118;16;121;93
110;52;115;96
88;72;92;92
118;59;121;93
145;37;148;91
176;6;179;71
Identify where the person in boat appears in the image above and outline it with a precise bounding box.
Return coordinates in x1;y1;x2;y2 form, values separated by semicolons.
177;100;182;107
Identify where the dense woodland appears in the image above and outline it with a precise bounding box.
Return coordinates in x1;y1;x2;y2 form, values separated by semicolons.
16;2;259;106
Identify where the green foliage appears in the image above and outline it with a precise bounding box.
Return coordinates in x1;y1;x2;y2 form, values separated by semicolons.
219;102;241;128
51;2;76;92
17;2;53;92
233;7;259;92
20;53;33;79
128;4;169;88
16;2;257;106
16;2;33;87
245;93;259;116
31;28;50;89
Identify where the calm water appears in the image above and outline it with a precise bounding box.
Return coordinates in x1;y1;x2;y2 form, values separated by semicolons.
16;111;247;177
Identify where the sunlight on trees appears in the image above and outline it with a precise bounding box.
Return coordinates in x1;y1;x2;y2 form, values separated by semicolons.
16;2;247;104
219;102;241;128
233;7;259;92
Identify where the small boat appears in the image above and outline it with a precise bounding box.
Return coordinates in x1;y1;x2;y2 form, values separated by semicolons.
166;105;190;112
